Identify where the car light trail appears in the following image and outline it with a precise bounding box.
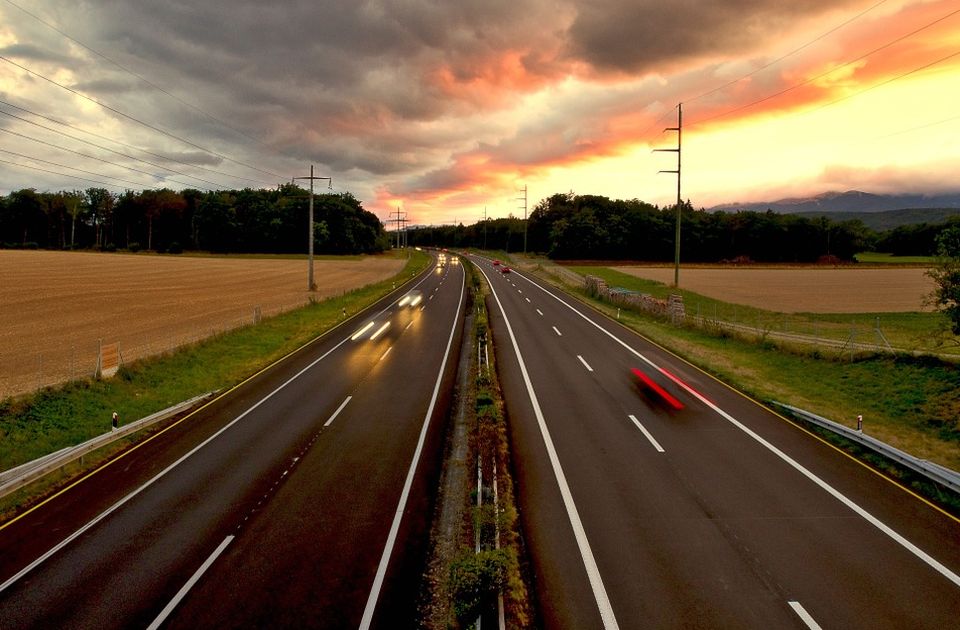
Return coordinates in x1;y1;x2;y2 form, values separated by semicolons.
631;368;684;410
369;321;391;340
351;322;375;341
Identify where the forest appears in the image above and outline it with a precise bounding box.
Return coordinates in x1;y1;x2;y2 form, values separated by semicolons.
0;185;390;255
408;193;960;262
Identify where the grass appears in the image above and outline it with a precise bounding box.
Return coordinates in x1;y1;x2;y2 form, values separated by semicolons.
568;265;960;357
0;249;430;473
855;252;937;265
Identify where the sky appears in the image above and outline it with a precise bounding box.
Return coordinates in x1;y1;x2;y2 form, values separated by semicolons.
0;0;958;226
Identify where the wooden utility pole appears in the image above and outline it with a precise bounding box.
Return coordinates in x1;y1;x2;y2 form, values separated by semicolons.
293;165;331;291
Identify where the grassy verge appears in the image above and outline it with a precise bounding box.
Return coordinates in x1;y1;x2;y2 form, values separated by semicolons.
568;265;960;357
855;252;937;264
446;258;533;628
0;249;430;474
522;262;960;507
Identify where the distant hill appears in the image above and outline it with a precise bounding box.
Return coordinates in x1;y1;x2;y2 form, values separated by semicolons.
711;190;960;214
710;190;960;230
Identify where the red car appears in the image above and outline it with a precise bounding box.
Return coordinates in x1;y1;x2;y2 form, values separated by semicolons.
500;266;511;274
493;260;501;266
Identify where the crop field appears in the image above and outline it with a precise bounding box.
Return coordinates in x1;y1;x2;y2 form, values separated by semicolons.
610;265;935;313
0;250;404;398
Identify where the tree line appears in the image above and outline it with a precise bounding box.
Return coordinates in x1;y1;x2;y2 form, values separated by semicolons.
0;185;390;255
408;193;960;262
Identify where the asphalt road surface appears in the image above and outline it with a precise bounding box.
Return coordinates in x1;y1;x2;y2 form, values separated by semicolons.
0;254;465;629
474;256;960;629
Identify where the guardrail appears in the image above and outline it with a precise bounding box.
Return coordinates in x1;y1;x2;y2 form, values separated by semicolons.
0;391;216;501
770;401;960;495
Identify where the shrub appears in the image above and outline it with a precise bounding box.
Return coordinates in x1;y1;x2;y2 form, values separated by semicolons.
167;242;183;254
449;550;508;623
128;242;141;253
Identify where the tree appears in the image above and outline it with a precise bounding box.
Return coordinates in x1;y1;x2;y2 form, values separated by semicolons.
928;224;960;335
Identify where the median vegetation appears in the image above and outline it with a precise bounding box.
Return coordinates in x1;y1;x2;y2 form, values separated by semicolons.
0;250;430;518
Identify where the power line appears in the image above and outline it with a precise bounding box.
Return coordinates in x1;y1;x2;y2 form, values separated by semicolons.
688;5;960;128
0;148;153;189
686;0;889;105
2;0;274;152
0;127;201;189
0;157;128;190
0;107;226;189
0;98;276;186
0;54;285;180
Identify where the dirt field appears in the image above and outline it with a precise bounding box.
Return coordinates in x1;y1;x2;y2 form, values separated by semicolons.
0;251;404;398
610;266;935;314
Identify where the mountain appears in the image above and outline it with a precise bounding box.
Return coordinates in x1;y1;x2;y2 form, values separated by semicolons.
710;190;960;215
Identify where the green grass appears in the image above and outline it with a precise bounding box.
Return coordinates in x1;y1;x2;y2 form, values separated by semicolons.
568;266;959;357
0;250;430;473
855;252;937;265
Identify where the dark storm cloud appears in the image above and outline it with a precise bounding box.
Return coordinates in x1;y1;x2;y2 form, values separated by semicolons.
564;0;862;73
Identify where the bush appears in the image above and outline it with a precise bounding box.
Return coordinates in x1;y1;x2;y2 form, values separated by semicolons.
166;241;183;254
102;242;117;252
449;550;508;622
128;242;141;253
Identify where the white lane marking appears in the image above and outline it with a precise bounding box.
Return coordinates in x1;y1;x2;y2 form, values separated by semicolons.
147;535;234;630
324;396;353;427
359;266;466;628
405;320;414;331
0;332;354;595
536;308;544;316
476;265;620;630
525;297;531;303
788;601;822;630
517;271;960;590
552;326;562;337
380;346;393;362
518;289;523;294
628;415;664;453
577;355;594;372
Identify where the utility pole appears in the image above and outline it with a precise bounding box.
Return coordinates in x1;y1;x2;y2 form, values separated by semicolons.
293;164;332;291
389;206;406;249
517;184;528;255
655;103;682;287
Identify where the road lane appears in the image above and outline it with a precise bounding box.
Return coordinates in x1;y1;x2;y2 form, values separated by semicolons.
0;255;465;629
475;255;960;629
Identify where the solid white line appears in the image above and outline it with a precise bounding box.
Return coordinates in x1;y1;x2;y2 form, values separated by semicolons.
516;271;960;590
324;396;353;427
359;266;466;629
476;265;620;630
788;601;822;630
628;414;664;453
0;333;354;595
146;535;234;630
577;355;594;372
552;326;562;337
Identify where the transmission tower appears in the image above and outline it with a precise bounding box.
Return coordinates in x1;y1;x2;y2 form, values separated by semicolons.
655;103;682;287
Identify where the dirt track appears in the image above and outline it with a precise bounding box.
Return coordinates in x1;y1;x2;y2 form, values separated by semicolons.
0;251;403;398
610;266;935;313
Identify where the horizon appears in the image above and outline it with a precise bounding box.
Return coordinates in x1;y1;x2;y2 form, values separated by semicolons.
1;1;958;225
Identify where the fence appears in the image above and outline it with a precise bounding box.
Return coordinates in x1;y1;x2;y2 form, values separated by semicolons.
770;401;960;495
1;299;314;400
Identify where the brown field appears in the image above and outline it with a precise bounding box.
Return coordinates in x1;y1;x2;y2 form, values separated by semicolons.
610;266;935;313
0;250;404;398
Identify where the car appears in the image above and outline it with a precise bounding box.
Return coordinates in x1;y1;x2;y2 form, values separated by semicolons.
493;260;501;266
500;266;511;274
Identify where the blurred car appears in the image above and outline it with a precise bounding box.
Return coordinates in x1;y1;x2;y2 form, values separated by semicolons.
500;266;511;274
398;289;423;307
493;260;501;266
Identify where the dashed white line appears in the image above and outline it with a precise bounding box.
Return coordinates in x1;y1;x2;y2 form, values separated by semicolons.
552;326;562;337
324;396;353;427
525;297;531;303
788;601;822;630
380;346;393;361
405;320;414;331
147;535;235;630
536;308;544;316
577;355;594;372
628;415;664;453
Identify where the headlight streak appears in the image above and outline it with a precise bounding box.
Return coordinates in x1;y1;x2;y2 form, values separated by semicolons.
369;321;391;341
351;321;375;341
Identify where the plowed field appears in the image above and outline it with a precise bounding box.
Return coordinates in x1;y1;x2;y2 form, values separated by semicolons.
611;266;934;313
1;250;404;398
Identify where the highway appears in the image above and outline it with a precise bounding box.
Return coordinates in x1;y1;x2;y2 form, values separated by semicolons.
0;254;465;629
473;256;960;629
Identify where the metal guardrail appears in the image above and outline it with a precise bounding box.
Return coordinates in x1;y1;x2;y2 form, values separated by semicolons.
0;391;216;500
770;401;960;495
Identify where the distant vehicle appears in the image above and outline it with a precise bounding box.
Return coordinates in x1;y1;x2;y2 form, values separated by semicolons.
500;266;511;274
493;260;501;266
